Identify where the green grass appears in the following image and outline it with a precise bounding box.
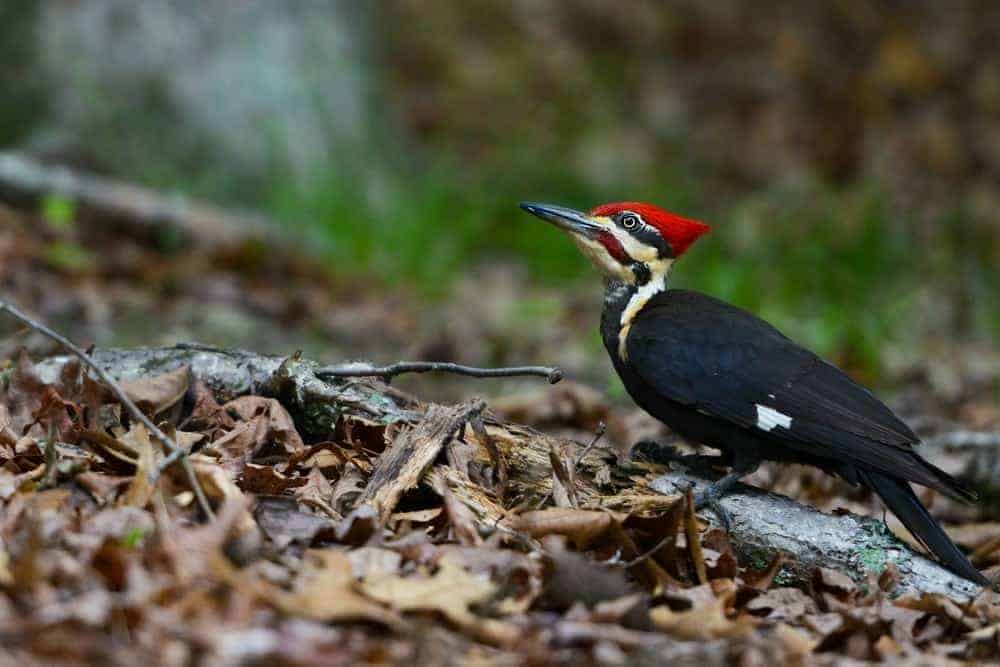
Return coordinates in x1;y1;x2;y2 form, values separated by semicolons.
169;149;992;380
262;155;701;293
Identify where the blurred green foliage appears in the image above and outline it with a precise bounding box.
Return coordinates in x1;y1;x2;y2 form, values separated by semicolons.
261;150;995;377
6;2;994;382
43;241;95;274
41;194;76;231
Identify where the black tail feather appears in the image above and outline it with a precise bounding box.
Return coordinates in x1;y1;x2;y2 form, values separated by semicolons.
915;456;979;504
860;469;989;586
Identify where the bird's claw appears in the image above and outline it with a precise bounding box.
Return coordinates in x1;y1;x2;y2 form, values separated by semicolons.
694;487;732;532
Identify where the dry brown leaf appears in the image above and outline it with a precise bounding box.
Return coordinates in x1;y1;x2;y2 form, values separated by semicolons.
332;461;367;514
442;482;482;546
254;497;335;550
813;567;857;602
120;424;156;508
683;489;707;584
171;429;205;452
0;464;45;501
222;396;306;455
878;561;900;593
186;379;235;433
772;622;819;660
360;554;517;644
650;590;755;640
240;463;302;495
744;587;818;620
744;552;787;591
360;555;496;622
79;428;139;465
873;634;903;659
208;416;269;473
280;549;400;626
294;466;339;519
511;508;615;547
0;547;12;587
120;365;190;416
548;442;578;508
187;456;259;545
76;471;131;505
437;544;544;614
592;593;648;624
1;353;70;439
390;508;442;524
540;536;636;612
894;593;974;629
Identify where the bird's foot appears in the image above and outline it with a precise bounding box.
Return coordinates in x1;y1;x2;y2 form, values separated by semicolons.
693;485;732;532
688;458;761;531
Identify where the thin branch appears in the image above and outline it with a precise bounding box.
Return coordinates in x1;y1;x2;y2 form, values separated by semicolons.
0;299;214;519
316;361;563;385
574;421;607;468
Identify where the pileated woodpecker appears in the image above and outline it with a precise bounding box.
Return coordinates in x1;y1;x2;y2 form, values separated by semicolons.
520;200;988;585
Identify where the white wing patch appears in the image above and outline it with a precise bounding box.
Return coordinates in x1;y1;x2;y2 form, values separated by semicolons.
755;404;792;431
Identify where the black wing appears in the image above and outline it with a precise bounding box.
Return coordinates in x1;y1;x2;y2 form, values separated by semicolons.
625;290;954;489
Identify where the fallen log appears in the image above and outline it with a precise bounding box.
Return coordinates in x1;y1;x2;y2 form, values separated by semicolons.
33;345;986;599
648;458;984;601
0;151;272;247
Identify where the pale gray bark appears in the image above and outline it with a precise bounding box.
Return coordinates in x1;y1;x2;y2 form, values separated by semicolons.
649;461;984;601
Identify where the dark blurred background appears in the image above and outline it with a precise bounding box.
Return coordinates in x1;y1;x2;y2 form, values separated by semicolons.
0;1;997;405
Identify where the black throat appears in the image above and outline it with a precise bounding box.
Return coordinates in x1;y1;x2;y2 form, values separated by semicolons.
600;280;638;360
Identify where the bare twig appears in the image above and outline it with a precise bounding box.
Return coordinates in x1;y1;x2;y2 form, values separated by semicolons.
0;299;214;519
317;361;563;385
574;421;607;468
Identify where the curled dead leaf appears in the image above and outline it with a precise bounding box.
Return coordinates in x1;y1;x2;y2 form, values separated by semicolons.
511;508;616;547
120;366;190;416
120;424;156;508
280;549;402;627
223;396;306;455
360;554;517;645
650;590;755;640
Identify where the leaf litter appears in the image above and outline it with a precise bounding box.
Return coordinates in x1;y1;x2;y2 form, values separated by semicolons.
0;353;998;665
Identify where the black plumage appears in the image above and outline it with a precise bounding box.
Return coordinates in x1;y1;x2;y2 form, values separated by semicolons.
519;199;987;585
603;288;986;585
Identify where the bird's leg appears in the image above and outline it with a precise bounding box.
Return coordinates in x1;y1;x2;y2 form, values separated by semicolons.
693;457;760;531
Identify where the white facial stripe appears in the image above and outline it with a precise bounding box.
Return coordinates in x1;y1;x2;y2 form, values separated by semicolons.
617;259;672;360
614;226;660;263
755;404;793;431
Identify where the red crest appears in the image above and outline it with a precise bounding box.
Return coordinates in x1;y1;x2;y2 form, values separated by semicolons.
590;201;711;257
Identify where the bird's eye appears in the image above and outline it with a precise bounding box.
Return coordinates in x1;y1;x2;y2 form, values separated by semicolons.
621;213;640;229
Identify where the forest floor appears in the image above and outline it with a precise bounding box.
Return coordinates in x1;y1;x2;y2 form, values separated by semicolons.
2;200;1000;664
